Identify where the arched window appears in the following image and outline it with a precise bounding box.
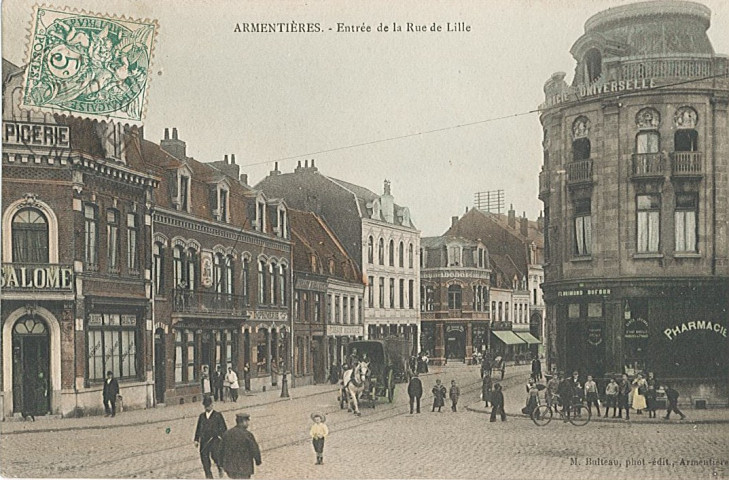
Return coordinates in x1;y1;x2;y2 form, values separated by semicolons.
242;257;250;305
408;243;414;268
84;204;98;266
584;48;602;83
214;253;224;293
186;248;197;290
279;264;287;306
153;242;165;295
448;285;462;309
367;236;374;264
12;208;48;262
572;138;591;161
389;239;395;266
674;107;699;152
378;238;384;265
398;241;404;267
636;131;660;154
270;262;277;305
258;260;267;304
106;209;119;271
173;246;185;288
225;255;234;295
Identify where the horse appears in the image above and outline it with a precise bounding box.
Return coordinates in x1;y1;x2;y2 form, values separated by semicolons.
342;361;370;416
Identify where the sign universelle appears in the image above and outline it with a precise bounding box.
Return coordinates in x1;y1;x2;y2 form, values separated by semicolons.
21;6;158;123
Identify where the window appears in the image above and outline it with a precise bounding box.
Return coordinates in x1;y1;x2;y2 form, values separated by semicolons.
378;238;384;265
173;328;197;383
423;286;434;311
219;189;228;222
388;239;394;266
302;293;309;321
87;313;137;381
379;277;385;308
584;48;602;83
173;246;184;288
256;199;266;232
637;195;660;253
127;213;139;272
636;131;660;154
179;175;190;212
277;207;287;238
399;279;404;308
368;276;374;307
674;130;699;152
279;265;287;306
343;297;349;323
408;243;414;268
327;294;333;321
408;280;414;309
350;296;355;323
84;204;98;266
335;295;340;323
186;248;197;290
675;193;698;252
153;242;165;295
478;248;484;268
314;293;321;322
12;208;48;262
572;138;591;161
398;242;404;267
505;302;509;321
448;285;462;309
214;253;224;294
106;210;119;272
258;260;267;304
389;278;395;308
242;258;250;305
574;199;592;256
448;246;461;266
367;236;374;263
270;262;277;305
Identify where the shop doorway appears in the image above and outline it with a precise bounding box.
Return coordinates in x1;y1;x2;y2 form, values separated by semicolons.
445;326;465;360
12;317;50;416
565;320;605;377
154;328;166;403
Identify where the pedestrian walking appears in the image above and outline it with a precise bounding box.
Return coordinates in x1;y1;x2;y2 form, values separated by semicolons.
407;371;423;414
244;363;251;392
194;396;227;479
583;375;601;417
557;373;575;421
213;365;225;402
431;379;446;412
490;383;506;422
481;356;492;379
663;384;686;421
102;370;119;417
310;413;328;465
219;413;262;479
522;378;539;415
449;380;460;412
201;366;212;398
632;374;647;415
531;356;542;381
618;374;631;420
604;377;619;418
226;366;240;402
645;372;658;418
481;374;493;408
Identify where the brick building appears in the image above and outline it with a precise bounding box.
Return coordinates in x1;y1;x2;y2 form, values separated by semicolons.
2;60;158;419
538;1;729;402
289;209;364;385
256;161;420;354
131;128;292;404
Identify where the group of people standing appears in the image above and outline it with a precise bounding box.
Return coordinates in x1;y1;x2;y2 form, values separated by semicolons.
406;373;460;414
200;365;244;403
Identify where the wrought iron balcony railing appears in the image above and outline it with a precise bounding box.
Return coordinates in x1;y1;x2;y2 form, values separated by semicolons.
567;159;593;185
631;153;665;179
671;151;703;177
172;288;248;315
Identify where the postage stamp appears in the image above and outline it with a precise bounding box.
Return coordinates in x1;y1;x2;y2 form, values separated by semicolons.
21;5;158;123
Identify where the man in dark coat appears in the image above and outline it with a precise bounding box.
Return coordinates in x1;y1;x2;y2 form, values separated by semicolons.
102;371;119;417
407;372;423;414
220;413;261;479
213;366;225;402
490;383;506;422
557;374;575;420
194;396;227;479
531;357;542;381
617;374;631;420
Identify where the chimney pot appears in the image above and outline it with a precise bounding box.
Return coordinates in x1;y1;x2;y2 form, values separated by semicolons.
172;128;178;140
164;128;169;140
297;160;302;168
275;161;279;170
224;154;229;164
311;159;315;168
240;173;248;185
305;160;309;168
451;215;459;227
231;154;236;164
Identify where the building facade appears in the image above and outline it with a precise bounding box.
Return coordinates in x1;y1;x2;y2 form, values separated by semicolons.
2;60;158;419
256;161;420;354
289;209;364;385
133;128;292;404
419;236;490;365
538;1;729;402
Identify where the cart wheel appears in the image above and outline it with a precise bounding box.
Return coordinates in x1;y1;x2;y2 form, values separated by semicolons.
387;370;395;403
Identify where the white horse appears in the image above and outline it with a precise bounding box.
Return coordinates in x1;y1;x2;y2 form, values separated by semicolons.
342;361;370;416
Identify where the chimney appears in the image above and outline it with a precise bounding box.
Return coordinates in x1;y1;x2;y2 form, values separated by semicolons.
270;161;281;176
520;212;529;237
160;127;187;160
240;173;248;185
508;204;516;228
452;215;459;228
537;211;544;232
231;154;236;164
224;154;229;164
465;206;469;213
384;180;391;195
311;159;316;168
305;159;309;168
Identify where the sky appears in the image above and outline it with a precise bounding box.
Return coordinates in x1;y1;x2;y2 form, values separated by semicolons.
3;0;729;236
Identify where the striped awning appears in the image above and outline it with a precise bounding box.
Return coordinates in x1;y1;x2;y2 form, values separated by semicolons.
515;332;541;345
491;330;526;345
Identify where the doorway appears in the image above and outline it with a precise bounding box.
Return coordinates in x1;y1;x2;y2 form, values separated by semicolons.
565;320;606;377
154;328;166;403
12;317;50;415
445;326;465;360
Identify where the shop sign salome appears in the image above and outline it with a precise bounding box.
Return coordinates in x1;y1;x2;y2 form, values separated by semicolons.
1;264;73;290
664;321;728;340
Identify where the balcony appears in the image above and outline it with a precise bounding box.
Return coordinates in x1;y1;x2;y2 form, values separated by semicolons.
172;288;247;315
631;153;665;180
538;170;550;199
671;151;703;178
566;159;593;186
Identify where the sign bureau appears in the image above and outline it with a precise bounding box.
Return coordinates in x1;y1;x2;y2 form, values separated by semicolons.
295;279;327;291
3;121;70;148
253;310;288;321
327;325;362;336
1;265;73;290
558;288;611;297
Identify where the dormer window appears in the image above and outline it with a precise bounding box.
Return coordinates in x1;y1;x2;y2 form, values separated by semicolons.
584;48;602;83
179;174;190;212
218;188;229;222
448;245;461;266
255;197;266;232
276;205;288;239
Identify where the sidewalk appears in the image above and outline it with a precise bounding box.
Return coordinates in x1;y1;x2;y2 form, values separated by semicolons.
1;363;454;435
466;370;729;425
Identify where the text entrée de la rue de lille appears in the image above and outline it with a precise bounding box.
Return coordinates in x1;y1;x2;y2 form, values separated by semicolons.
232;22;471;34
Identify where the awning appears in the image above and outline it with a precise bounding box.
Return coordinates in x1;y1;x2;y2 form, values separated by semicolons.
491;330;526;345
515;332;541;345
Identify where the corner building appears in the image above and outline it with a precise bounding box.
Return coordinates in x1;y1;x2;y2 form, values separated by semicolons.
539;1;729;403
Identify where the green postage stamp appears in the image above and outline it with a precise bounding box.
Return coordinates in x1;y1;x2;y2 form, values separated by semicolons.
21;6;158;123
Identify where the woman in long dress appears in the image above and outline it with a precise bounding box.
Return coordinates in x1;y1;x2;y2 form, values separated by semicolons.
632;374;647;414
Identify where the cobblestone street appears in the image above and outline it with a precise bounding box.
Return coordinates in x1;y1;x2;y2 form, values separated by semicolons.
2;364;728;480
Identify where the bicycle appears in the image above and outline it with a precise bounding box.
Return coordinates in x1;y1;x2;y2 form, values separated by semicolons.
531;394;591;426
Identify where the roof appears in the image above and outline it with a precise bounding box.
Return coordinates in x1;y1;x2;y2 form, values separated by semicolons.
421;235;480;249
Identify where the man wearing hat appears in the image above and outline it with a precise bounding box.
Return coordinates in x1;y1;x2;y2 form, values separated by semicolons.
309;413;328;465
194;396;227;479
220;413;261;479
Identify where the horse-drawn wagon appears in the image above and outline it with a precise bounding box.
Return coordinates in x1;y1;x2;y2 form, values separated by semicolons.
340;338;414;413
